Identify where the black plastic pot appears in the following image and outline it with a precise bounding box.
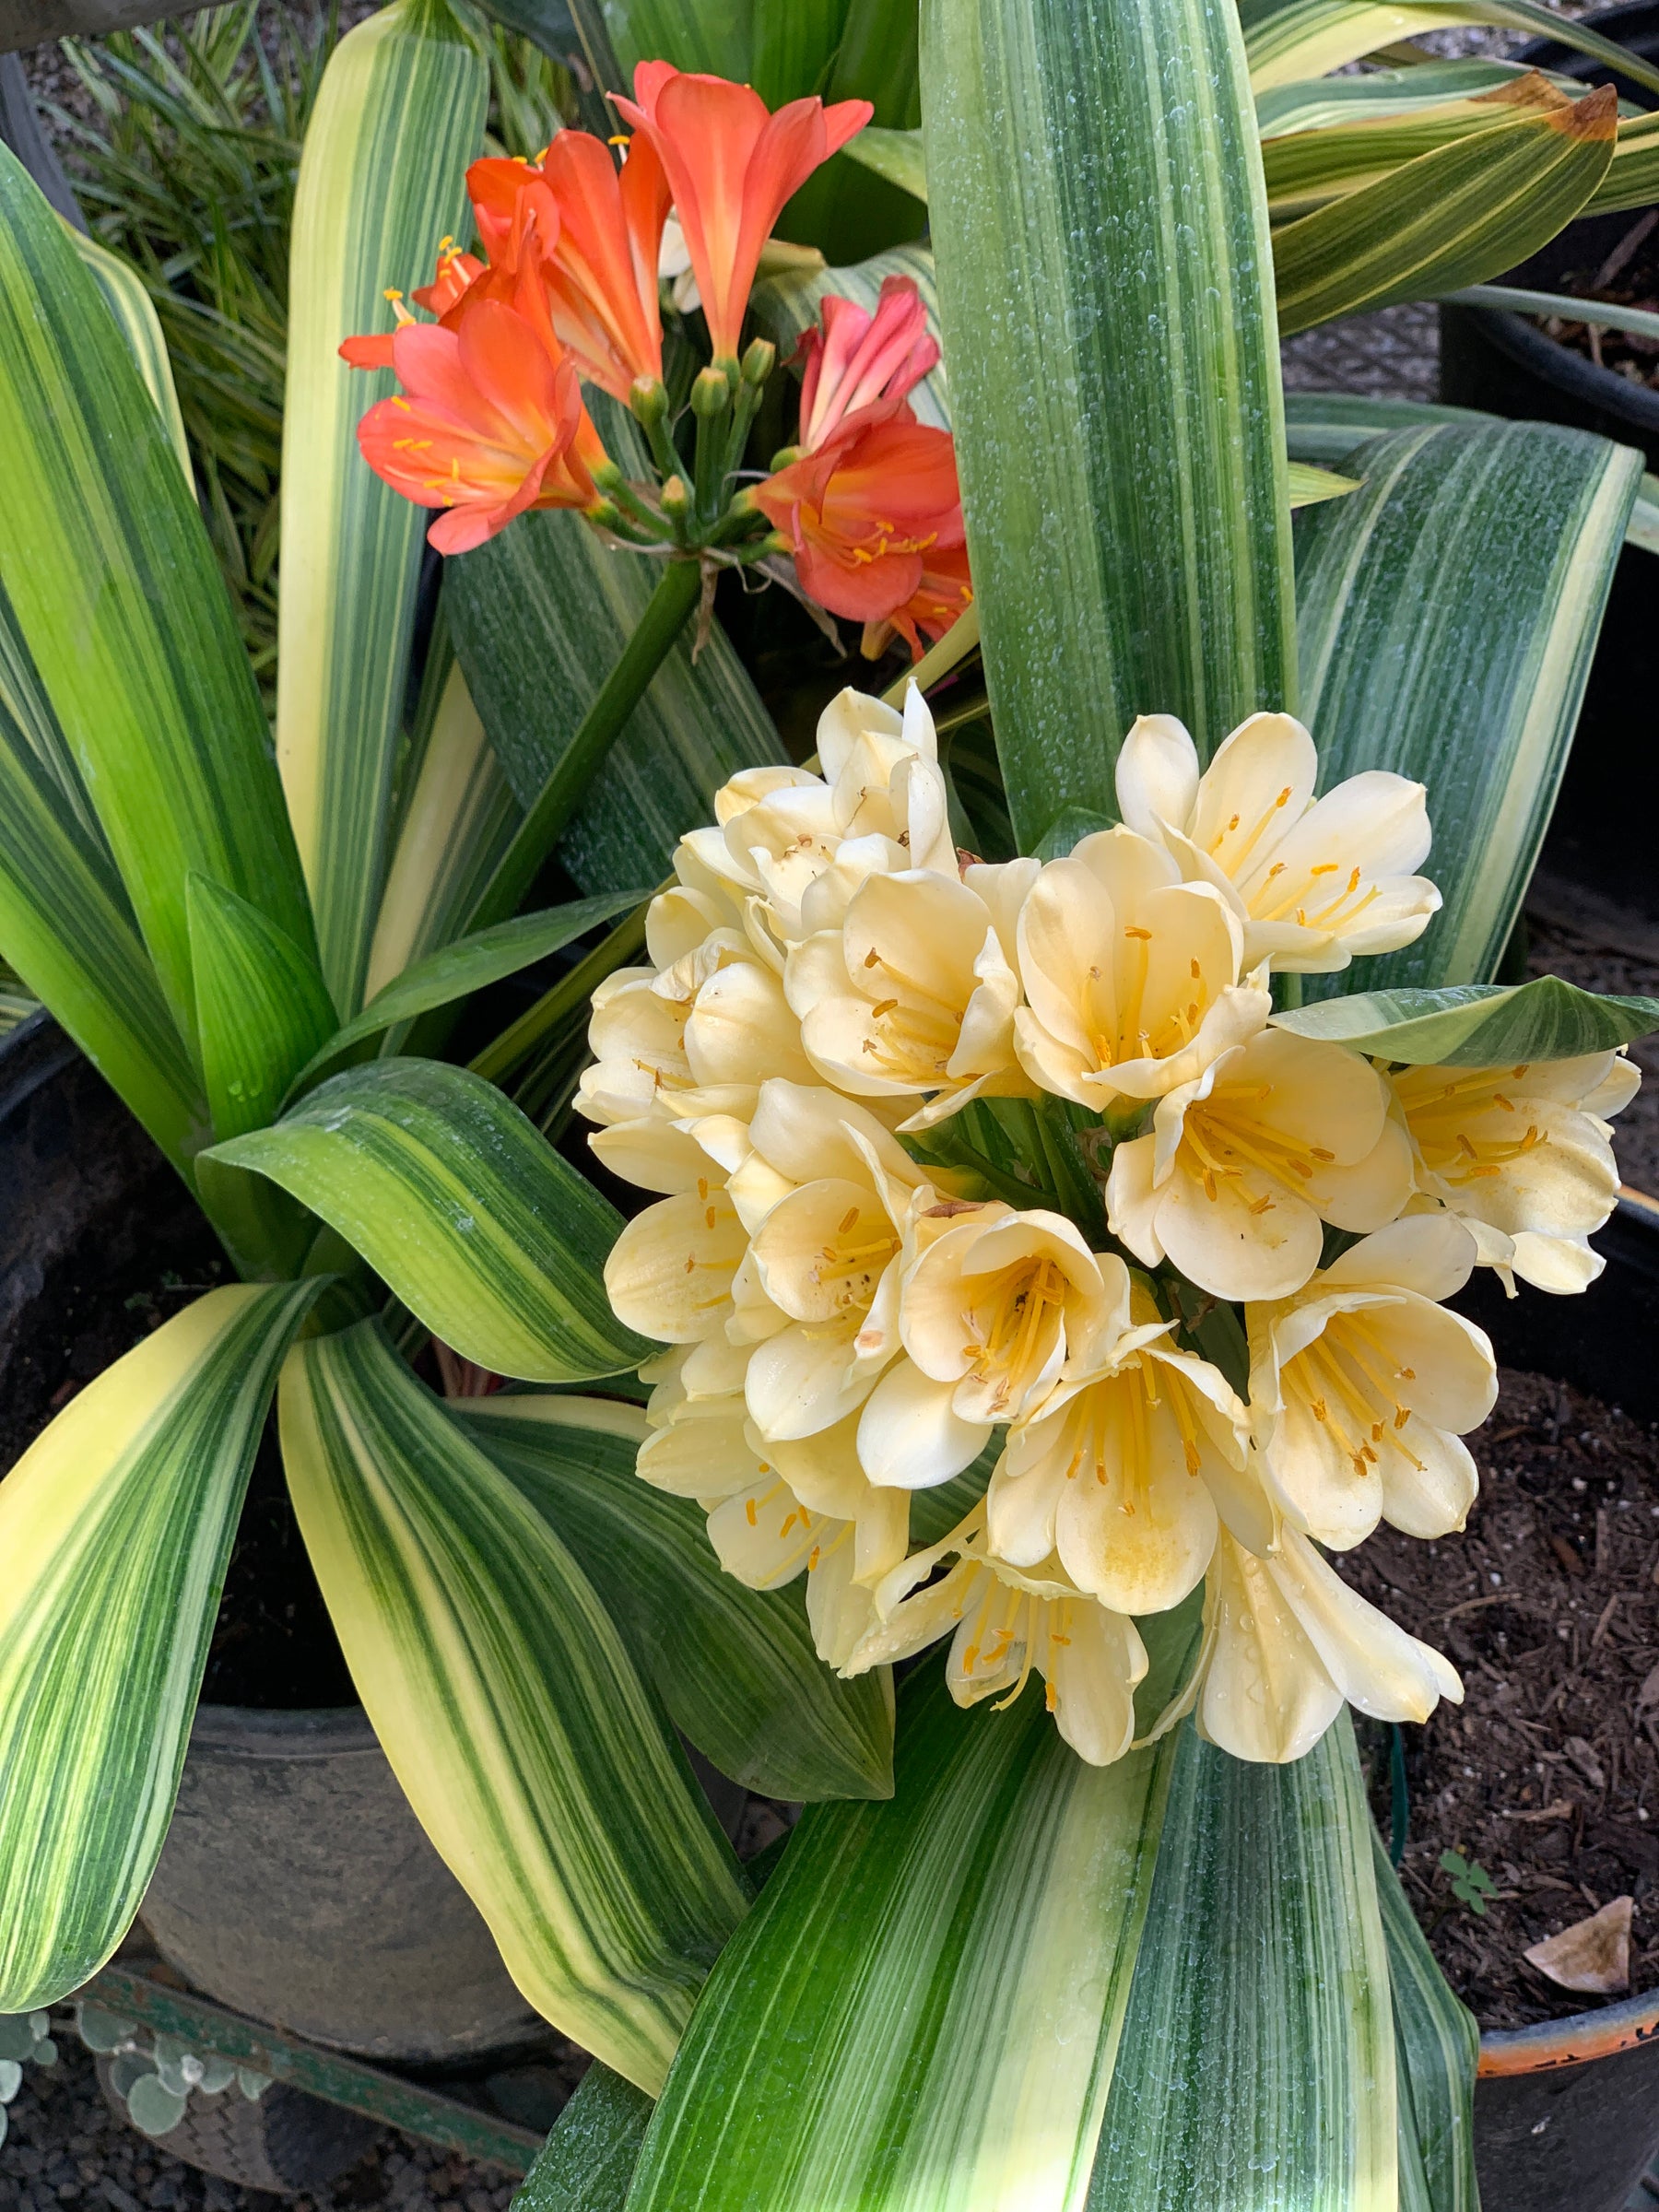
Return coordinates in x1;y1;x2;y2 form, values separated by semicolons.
1459;1192;1659;2211
1438;2;1659;929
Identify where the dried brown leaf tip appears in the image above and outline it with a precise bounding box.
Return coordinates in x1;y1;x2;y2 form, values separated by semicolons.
1524;1895;1633;1994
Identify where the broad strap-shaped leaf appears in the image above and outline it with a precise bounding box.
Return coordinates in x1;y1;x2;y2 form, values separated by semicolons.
276;0;488;1016
365;635;520;999
1284;389;1482;465
0;575;204;1175
1296;418;1640;991
626;1628;1194;2212
66;229;190;484
1243;0;1659;98
1088;1714;1396;2208
0;146;312;1050
188;876;338;1141
206;1059;648;1382
516;2061;654;2212
0;1279;324;2012
277;1322;747;2093
922;0;1296;853
595;0;748;81
1275;975;1659;1065
294;892;641;1096
1256;55;1547;135
1273;84;1616;336
841;125;929;204
455;1394;896;1804
754;241;948;429
1373;1830;1480;2212
447;419;783;902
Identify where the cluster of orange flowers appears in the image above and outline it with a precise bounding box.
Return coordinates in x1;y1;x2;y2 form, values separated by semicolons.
343;64;971;658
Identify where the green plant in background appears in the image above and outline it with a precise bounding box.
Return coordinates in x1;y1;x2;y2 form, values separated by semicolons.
0;0;1657;2206
1441;1848;1499;1915
42;0;571;696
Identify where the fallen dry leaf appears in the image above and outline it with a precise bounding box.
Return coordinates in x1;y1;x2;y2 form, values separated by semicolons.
1639;1659;1659;1712
1524;1896;1633;1994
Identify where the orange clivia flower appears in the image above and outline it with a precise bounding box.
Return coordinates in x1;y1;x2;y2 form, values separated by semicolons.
354;287;607;554
612;63;872;362
339;239;485;371
797;275;938;452
468;133;672;404
751;276;971;660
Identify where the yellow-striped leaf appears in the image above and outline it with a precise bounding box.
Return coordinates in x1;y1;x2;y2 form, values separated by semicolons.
0;1280;324;2012
1374;1830;1481;2212
1088;1716;1397;2207
1275;975;1659;1065
455;1394;896;1804
1273;85;1616;335
0;582;204;1176
277;0;488;1016
278;1321;747;2093
0;146;312;1053
66;229;190;485
1295;418;1640;991
188;876;338;1143
1243;0;1659;99
921;0;1296;851
206;1059;648;1382
626;1634;1193;2212
365;629;520;1000
292;891;641;1097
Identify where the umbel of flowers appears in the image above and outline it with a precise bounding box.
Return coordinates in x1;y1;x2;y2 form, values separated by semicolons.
582;690;1640;1767
343;63;970;659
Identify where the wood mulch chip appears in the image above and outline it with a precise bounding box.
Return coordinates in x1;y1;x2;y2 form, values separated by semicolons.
1343;1366;1659;2028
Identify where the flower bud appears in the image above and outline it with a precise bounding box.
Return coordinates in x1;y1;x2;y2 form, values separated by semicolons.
629;375;670;431
740;336;777;388
690;365;729;420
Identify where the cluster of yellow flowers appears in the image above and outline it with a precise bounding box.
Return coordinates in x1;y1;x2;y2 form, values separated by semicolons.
581;688;1638;1766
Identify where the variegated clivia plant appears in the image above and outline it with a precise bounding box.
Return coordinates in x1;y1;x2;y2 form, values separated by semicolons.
2;0;1659;2204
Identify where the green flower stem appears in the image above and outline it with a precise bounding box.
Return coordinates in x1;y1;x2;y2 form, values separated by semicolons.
465;558;703;935
469;898;650;1088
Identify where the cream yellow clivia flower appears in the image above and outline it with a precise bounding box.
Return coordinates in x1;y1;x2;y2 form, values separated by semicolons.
1012;824;1269;1110
679;683;958;950
987;1259;1249;1616
1247;1216;1497;1554
1390;1051;1641;1295
1159;1521;1464;1764
843;1502;1149;1767
856;1202;1110;1490
1115;710;1441;974
739;1080;953;1445
785;859;1039;1130
1105;1027;1414;1302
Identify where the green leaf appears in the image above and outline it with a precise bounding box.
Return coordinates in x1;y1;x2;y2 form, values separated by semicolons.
598;0;749;82
293;892;641;1096
447;425;784;902
188;877;338;1141
1286;461;1359;507
1272;85;1616;336
1296;418;1640;991
0;577;204;1176
1274;975;1659;1065
922;0;1297;853
364;632;521;999
771;0;928;265
1088;1714;1396;2208
626;1626;1195;2212
1243;0;1659;100
276;0;488;1016
0;1280;324;2011
514;2061;653;2212
841;124;928;202
1373;1830;1479;2212
1284;389;1480;465
0;145;313;1053
278;1321;747;2093
1446;280;1659;346
65;229;191;486
206;1059;648;1382
455;1394;896;1804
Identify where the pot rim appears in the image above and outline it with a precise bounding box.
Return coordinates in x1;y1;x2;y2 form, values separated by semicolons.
186;1702;374;1760
1478;1986;1659;2077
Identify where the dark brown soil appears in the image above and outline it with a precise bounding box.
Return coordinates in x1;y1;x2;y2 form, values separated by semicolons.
1526;911;1659;1200
1532;206;1659;389
1345;1366;1659;2028
0;1159;354;1711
